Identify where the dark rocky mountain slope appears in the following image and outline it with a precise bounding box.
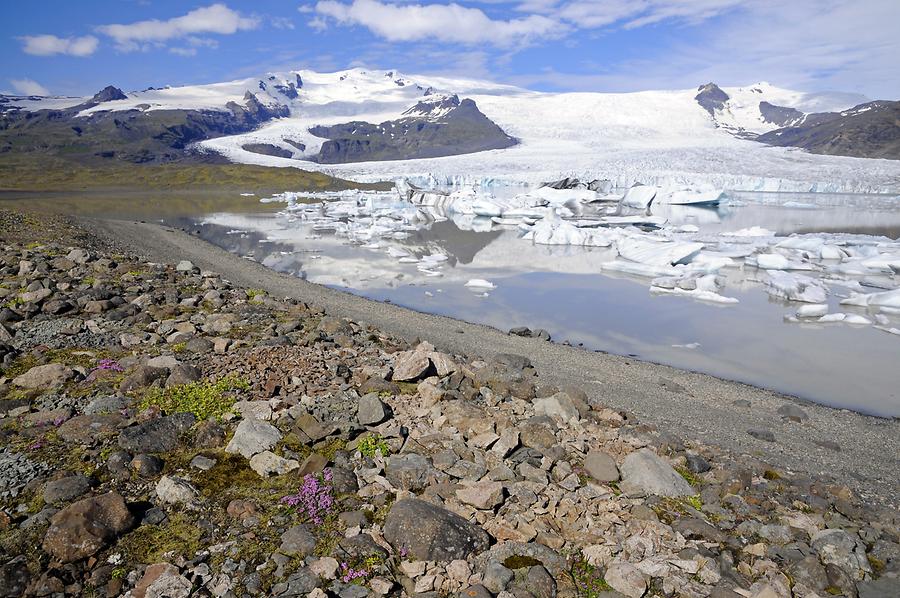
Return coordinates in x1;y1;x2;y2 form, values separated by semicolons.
0;87;288;164
309;95;516;164
758;101;900;160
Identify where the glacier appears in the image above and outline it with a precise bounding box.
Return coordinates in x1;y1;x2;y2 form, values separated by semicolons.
25;67;900;194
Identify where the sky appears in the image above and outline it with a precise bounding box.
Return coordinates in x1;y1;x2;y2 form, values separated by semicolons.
1;0;898;99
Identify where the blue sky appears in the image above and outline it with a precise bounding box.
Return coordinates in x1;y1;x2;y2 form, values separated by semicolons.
2;1;897;98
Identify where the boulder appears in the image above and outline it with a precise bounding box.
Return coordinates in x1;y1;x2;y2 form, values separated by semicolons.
42;492;134;563
392;343;434;381
58;414;125;444
383;498;490;561
280;525;317;557
250;451;300;476
165;364;202;387
619;448;694;497
456;481;505;510
385;453;434;491
118;413;196;453
604;562;647;598
357;393;390;426
0;557;30;598
533;393;580;424
583;450;619;482
119;365;168;393
43;474;92;505
811;528;872;580
155;475;198;505
13;363;74;389
225;419;281;459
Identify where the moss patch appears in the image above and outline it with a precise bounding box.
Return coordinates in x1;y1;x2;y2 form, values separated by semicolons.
117;513;203;564
140;375;249;421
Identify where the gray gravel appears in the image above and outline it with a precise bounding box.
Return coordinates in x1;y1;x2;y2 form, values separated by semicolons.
86;218;900;509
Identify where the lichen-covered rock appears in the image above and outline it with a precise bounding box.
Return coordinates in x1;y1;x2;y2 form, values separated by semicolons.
42;492;134;563
13;363;74;389
383;498;490;562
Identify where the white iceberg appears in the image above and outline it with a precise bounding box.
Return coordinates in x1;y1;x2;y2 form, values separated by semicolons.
465;279;496;289
617;236;704;267
763;271;828;303
840;288;900;309
621;185;657;209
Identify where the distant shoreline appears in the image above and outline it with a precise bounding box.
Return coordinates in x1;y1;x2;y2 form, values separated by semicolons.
84;217;900;509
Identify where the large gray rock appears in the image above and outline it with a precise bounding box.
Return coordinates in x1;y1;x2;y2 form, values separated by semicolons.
357;393;389;426
226;419;282;459
604;562;647;598
619;448;694;497
532;393;580;424
383;498;490;562
392;345;433;381
280;525;317;557
43;474;92;505
13;363;74;389
385;453;435;491
811;528;872;580
118;413;196;453
583;450;619;482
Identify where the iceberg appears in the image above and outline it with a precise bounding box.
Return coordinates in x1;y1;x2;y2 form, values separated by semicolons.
465;279;496;289
840;288;900;309
616;236;704;267
763;271;828;303
621;185;657;209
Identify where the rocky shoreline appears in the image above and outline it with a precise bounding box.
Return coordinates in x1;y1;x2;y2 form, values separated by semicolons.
0;210;898;598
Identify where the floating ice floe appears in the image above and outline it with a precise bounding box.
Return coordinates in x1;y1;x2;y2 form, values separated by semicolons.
762;271;828;303
840;288;900;310
651;274;738;304
465;279;496;289
795;304;829;318
817;313;872;325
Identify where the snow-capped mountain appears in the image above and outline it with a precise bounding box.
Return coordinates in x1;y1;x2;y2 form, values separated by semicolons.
2;68;898;192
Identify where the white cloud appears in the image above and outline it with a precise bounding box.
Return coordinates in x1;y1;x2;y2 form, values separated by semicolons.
19;34;98;57
509;0;900;98
313;0;564;46
10;78;50;96
169;47;198;57
97;3;260;51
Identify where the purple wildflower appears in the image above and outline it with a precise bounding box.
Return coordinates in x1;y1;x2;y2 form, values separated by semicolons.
280;468;335;524
339;563;369;584
94;358;123;372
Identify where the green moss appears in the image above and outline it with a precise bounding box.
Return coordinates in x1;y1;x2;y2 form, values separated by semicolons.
675;466;701;487
357;433;390;458
396;381;419;395
763;469;782;480
868;554;885;574
140;375;248;421
825;587;843;596
682;495;703;511
171;342;187;354
117;513;203;564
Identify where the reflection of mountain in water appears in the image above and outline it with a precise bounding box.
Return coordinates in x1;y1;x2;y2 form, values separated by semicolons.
399;219;502;266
